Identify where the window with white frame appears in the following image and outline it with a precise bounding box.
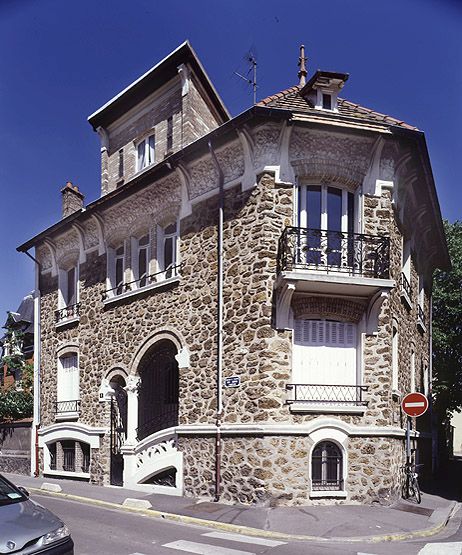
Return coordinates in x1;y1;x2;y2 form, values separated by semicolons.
311;441;343;491
57;353;79;414
297;184;356;269
418;275;425;308
137;134;155;171
392;323;399;391
115;245;125;295
58;266;78;308
292;319;359;403
157;222;178;280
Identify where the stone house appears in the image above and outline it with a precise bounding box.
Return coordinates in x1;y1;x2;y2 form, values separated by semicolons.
18;41;449;505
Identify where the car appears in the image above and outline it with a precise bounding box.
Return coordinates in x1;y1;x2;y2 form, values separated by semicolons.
0;473;74;554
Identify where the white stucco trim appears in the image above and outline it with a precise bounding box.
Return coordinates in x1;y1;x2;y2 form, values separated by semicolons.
38;423;107;448
289;403;367;415
103;275;180;306
173;421;408;439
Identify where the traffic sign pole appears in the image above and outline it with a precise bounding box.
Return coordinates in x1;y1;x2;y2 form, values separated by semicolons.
406;417;411;464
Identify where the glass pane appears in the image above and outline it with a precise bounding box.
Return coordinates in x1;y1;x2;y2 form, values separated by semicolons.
327;187;342;267
164;223;176;235
347;192;355;267
139;235;149;246
164;237;173;278
137;140;146;169
322;93;332;110
116;245;124;256
116;257;124;294
138;248;147;287
305;186;321;265
67;267;76;305
148;135;155;165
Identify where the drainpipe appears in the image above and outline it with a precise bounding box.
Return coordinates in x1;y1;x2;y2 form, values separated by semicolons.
208;139;224;502
429;294;437;475
23;250;41;477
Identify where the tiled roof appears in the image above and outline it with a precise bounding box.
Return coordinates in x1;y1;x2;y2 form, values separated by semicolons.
257;85;418;131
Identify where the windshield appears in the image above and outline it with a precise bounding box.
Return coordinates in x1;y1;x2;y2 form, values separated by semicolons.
0;474;27;506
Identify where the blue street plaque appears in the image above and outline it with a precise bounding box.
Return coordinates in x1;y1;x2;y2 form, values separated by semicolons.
224;376;241;388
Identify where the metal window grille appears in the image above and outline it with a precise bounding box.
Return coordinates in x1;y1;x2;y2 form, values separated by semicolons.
312;441;343;491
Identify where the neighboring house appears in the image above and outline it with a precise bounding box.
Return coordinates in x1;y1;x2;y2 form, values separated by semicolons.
17;42;449;506
1;293;34;388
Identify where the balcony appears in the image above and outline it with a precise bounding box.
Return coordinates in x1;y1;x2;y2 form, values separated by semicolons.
286;383;368;414
55;399;80;421
55;303;80;328
275;228;394;330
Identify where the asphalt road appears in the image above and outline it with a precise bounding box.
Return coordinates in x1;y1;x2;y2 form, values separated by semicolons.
32;492;462;555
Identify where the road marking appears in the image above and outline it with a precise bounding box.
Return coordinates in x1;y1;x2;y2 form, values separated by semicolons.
163;540;255;554
418;543;462;554
202;531;286;547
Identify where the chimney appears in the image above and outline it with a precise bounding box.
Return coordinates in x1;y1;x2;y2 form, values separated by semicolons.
61;181;84;219
298;44;308;87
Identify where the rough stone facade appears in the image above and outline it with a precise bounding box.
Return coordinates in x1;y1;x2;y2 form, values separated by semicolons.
28;45;446;506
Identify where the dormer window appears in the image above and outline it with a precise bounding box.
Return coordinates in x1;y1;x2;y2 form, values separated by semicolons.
322;93;332;111
137;133;155;171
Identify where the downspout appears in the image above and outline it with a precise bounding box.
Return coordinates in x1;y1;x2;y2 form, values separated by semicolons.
208;139;224;502
430;294;437;474
23;250;41;477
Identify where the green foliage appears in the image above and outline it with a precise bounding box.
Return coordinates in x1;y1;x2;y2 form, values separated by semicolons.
0;323;33;422
432;220;462;419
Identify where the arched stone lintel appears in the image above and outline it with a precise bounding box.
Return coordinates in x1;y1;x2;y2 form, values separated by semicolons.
292;296;366;323
365;289;389;335
43;239;58;277
275;282;296;330
91;214;106;256
130;328;187;375
237;128;256;191
292;159;365;190
176;163;192;219
71;222;87;265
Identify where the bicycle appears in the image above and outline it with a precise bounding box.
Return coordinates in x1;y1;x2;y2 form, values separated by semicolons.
402;462;422;504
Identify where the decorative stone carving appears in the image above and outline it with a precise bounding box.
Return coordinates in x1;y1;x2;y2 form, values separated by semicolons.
216;142;245;183
188;156;218;200
136;438;177;469
292;296;367;323
36;245;52;271
252;124;282;169
82;219;100;251
125;375;141;393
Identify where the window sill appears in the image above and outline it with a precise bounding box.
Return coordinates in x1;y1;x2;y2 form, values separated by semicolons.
44;469;89;479
55;316;79;330
400;289;412;310
288;403;366;415
55;411;80;421
310;490;347;499
103;276;180;306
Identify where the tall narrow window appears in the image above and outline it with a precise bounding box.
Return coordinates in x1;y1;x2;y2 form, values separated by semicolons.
401;239;412;302
163;223;177;278
137;134;155;171
166;116;173;152
118;149;124;178
66;267;76;306
312;441;343;491
392;324;399;391
297;184;355;270
57;353;79;416
57;265;79;322
115;246;124;295
138;235;149;288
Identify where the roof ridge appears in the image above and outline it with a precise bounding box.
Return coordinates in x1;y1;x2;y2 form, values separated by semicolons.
257;85;300;106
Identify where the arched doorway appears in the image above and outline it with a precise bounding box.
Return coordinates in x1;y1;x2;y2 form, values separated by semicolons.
137;339;179;441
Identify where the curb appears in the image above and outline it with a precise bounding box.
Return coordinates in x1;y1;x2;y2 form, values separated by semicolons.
28;487;458;544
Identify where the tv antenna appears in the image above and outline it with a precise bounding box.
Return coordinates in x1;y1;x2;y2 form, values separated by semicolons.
234;50;258;105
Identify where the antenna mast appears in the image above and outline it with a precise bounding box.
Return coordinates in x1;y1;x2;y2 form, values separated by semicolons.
234;51;258;105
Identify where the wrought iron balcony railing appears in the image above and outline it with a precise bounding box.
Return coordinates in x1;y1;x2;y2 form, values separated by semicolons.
103;264;181;301
55;303;80;324
277;227;390;279
286;384;368;406
401;272;412;300
55;400;81;414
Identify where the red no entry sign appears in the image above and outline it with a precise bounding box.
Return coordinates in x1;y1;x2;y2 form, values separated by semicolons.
401;392;429;417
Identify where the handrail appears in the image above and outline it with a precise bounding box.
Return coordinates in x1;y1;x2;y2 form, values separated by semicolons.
103;264;181;300
277;227;390;279
55;303;80;323
286;384;368;405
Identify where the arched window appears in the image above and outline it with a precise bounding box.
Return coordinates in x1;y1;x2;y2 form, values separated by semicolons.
311;441;343;491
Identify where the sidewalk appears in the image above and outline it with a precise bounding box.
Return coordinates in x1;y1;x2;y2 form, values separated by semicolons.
3;472;458;542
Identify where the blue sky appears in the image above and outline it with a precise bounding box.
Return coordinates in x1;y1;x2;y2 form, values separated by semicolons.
0;0;461;321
